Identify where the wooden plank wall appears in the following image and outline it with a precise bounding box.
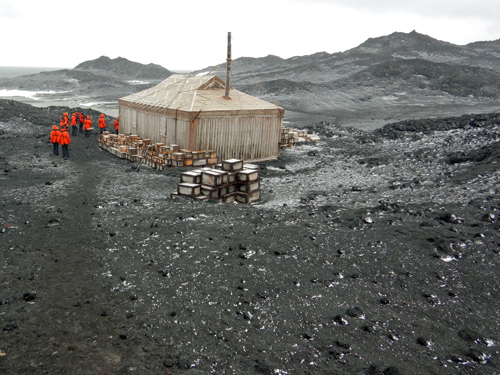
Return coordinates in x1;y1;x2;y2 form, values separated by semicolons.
119;104;282;161
120;104;189;147
195;116;281;161
119;105;136;135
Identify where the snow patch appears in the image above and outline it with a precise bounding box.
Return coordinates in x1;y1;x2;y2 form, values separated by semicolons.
0;89;66;100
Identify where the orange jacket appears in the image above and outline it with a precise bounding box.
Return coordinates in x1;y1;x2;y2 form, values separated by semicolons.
114;118;119;130
71;114;77;126
98;115;106;129
50;128;61;143
60;116;69;131
84;118;92;130
59;130;71;145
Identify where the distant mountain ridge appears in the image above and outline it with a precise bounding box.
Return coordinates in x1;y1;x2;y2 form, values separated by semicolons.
202;30;500;126
74;56;171;80
0;56;172;104
1;31;500;128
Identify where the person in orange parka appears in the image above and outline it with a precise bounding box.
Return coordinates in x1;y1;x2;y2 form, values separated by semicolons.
78;112;85;133
60;129;71;159
71;113;78;136
114;116;119;135
84;116;92;138
50;125;61;155
60;112;69;132
98;114;106;134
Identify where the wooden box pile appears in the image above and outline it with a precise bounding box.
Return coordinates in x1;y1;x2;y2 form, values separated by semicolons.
172;159;260;204
280;127;321;148
97;132;218;170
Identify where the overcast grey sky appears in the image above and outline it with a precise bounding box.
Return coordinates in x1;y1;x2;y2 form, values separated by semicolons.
1;0;499;70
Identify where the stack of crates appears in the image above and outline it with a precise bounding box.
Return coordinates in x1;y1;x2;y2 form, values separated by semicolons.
172;159;261;204
280;126;321;148
97;132;218;170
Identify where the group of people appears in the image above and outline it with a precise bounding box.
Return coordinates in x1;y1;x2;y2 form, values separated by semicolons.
50;112;120;158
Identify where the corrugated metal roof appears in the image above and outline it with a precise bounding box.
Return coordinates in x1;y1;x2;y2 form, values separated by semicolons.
119;74;283;113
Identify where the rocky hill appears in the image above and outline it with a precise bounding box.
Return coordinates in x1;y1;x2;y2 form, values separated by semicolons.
0;57;172;106
199;31;500;127
1;31;500;129
74;56;171;80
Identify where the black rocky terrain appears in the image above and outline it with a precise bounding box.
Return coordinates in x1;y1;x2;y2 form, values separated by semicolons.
1;100;499;374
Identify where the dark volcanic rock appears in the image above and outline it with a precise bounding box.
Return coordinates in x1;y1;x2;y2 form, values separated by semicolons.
22;291;37;301
0;295;10;305
0;102;499;374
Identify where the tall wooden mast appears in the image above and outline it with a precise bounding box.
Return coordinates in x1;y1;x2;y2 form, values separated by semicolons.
224;32;232;99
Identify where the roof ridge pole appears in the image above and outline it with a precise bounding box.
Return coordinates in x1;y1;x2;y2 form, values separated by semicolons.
224;31;232;99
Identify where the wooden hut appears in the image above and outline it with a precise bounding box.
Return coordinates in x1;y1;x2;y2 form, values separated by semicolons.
118;74;285;161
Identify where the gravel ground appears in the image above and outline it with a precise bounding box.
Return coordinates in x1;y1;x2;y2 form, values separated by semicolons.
1;108;500;375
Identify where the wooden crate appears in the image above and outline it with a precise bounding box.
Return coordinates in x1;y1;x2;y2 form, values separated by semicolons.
192;151;204;160
201;170;223;187
218;185;229;197
173;152;185;161
201;185;219;198
237;169;259;182
180;170;202;184
212;169;228;184
308;134;321;142
228;172;237;184
178;183;201;197
221;194;236;203
154;143;165;150
180;149;193;159
222;159;243;172
237;181;260;193
193;159;207;167
236;190;260;204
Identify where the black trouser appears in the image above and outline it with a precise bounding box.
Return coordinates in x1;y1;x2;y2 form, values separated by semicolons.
115;129;119;135
85;130;90;138
79;123;83;133
72;125;77;136
100;127;105;134
62;144;69;158
53;143;59;155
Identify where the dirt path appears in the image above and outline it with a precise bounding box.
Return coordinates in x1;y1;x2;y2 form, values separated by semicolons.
0;126;141;374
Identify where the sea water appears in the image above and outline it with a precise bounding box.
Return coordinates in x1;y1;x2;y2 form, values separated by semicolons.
0;66;65;78
0;66;118;116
